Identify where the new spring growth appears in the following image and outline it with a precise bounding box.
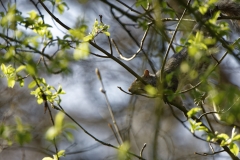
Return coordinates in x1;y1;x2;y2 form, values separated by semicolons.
100;88;106;93
95;68;106;93
95;68;102;80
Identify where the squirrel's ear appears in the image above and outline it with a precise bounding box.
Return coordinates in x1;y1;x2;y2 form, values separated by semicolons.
143;70;150;77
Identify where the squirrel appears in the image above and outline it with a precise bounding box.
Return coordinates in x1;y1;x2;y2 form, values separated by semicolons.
128;48;187;95
128;0;240;98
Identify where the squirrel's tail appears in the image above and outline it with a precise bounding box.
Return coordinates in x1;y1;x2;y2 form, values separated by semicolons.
217;0;240;31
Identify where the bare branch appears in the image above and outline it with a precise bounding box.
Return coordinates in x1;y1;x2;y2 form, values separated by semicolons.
112;22;153;61
95;68;124;144
140;143;147;158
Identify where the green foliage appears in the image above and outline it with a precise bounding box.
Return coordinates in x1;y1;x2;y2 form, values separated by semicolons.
69;18;110;60
135;0;151;8
155;1;176;18
83;19;110;41
29;78;66;104
192;0;230;37
42;150;65;160
117;142;130;160
0;4;17;29
73;42;89;60
190;119;240;156
229;143;239;156
187;107;202;118
55;0;69;14
189;119;208;133
47;49;71;71
213;127;240;156
4;46;15;61
207;11;230;37
188;31;208;57
45;112;76;141
14;117;32;145
187;105;240;156
44;0;69;15
69;25;88;40
1;63;26;87
46;112;64;140
192;0;218;15
57;150;65;158
138;20;148;30
0;117;32;146
24;35;40;48
209;84;240;125
69;25;90;60
0;0;240;159
0;124;13;146
25;10;53;39
144;84;158;96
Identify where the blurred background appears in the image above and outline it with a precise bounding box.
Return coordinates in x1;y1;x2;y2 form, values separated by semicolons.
0;0;240;160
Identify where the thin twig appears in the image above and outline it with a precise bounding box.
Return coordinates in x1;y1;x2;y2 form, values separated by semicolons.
108;123;121;145
39;0;71;30
161;18;195;22
46;104;59;159
141;2;153;19
60;109;146;160
195;150;224;156
117;86;156;98
198;111;218;120
90;41;148;84
90;52;109;58
179;81;202;94
112;22;153;61
107;36;113;56
30;0;44;23
117;86;133;95
211;54;219;63
100;0;139;22
69;44;109;58
42;57;64;74
116;0;153;21
32;76;59;158
39;0;148;84
160;0;192;82
218;15;240;20
199;101;214;133
0;33;52;59
38;1;239;159
209;143;214;153
95;68;124;144
179;38;240;94
0;0;7;12
140;143;147;158
168;103;210;142
110;7;156;73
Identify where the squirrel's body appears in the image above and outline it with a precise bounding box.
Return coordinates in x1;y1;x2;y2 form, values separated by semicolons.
128;0;240;96
128;48;188;94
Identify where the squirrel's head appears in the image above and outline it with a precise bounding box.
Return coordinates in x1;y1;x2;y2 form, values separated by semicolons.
128;70;157;95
